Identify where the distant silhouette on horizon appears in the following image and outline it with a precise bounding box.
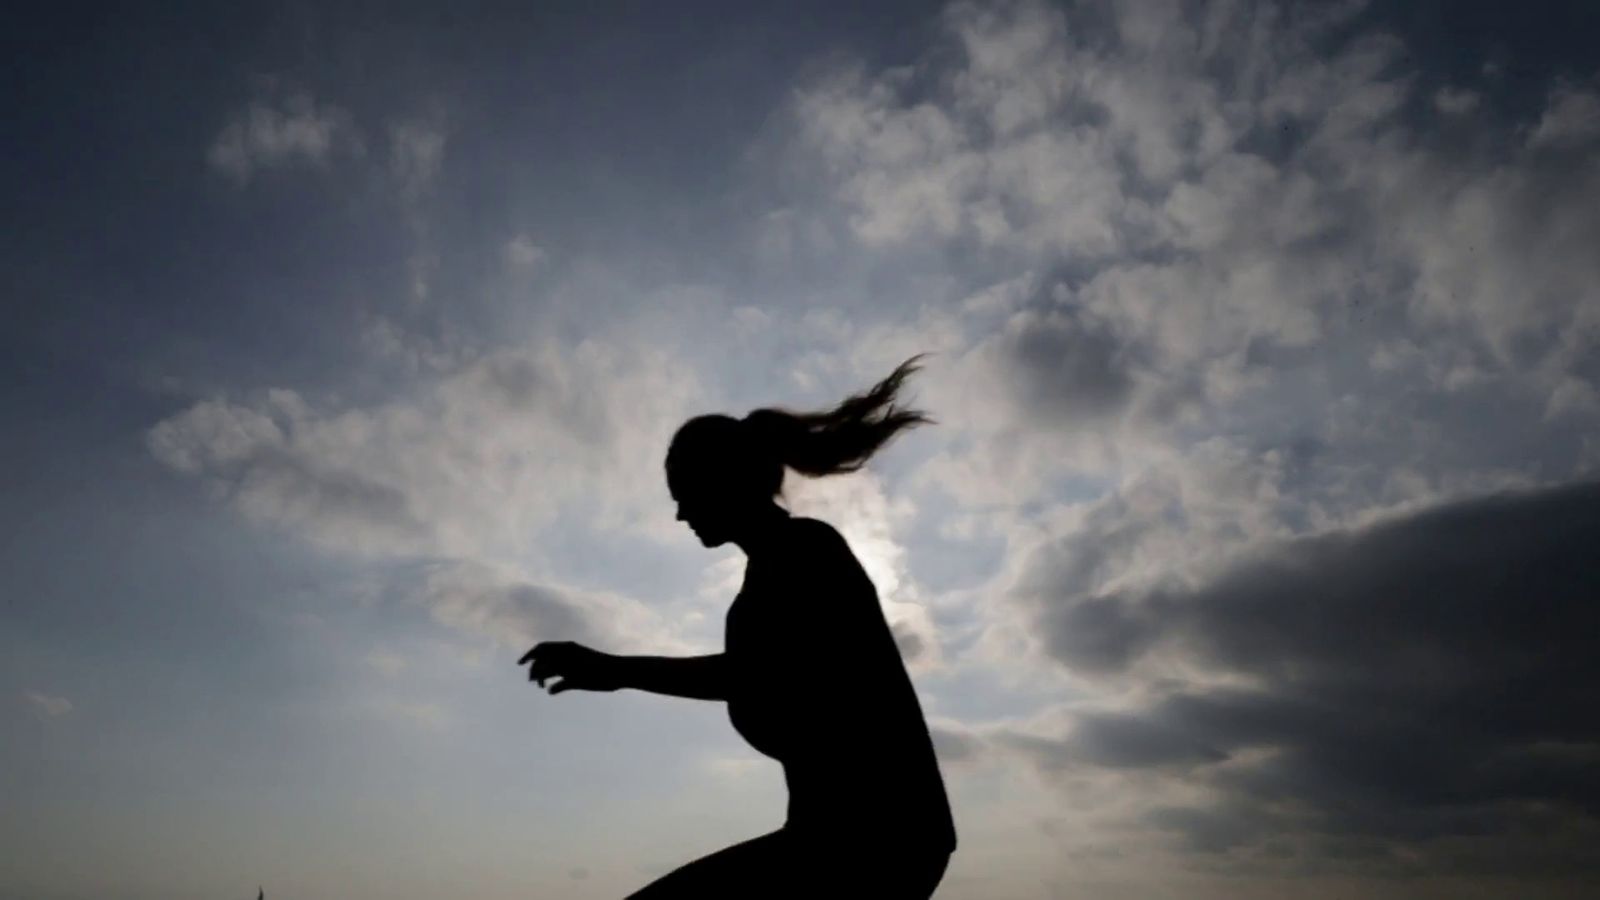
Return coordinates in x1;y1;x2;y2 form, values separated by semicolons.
520;353;956;898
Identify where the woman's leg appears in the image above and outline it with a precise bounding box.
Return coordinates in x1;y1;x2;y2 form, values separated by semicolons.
625;829;790;899
627;829;950;899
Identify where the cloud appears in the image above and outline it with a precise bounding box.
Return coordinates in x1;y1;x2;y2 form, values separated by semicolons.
1388;121;1600;365
23;691;73;718
505;234;547;269
380;112;451;301
389;118;447;199
791;0;1388;263
1012;479;1600;872
928;718;986;766
414;560;673;652
207;92;362;184
788;0;1600;520
1528;83;1600;150
776;39;1600;879
147;392;428;556
985;301;1139;427
148;338;703;563
1434;87;1481;115
148;334;707;653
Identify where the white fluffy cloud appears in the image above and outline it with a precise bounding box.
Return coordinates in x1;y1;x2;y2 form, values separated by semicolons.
207;92;363;184
792;0;1599;497
1528;82;1600;150
150;338;702;560
149;335;706;651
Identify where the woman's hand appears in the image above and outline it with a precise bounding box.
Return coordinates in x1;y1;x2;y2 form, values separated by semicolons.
518;641;624;695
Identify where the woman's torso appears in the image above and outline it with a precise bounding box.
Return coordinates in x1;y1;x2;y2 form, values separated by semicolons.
723;516;957;852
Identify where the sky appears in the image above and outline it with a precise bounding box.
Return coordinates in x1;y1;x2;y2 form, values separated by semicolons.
4;1;1600;897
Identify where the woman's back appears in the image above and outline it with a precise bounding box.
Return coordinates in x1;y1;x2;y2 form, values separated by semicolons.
724;514;957;852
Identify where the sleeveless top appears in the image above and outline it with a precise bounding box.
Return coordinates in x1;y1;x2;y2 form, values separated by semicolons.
723;515;957;854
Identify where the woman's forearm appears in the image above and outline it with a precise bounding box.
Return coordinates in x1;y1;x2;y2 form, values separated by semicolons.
613;653;728;701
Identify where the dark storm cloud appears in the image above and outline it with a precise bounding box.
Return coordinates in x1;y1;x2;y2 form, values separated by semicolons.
999;711;1229;772
1149;479;1597;692
999;304;1138;424
1140;803;1268;855
1063;711;1229;770
1020;479;1600;869
1013;489;1169;673
1039;593;1160;676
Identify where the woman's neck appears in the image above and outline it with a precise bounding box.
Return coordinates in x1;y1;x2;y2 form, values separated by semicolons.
735;501;793;559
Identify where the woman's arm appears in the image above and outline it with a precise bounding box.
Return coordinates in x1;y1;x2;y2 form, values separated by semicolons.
520;641;728;701
613;653;728;701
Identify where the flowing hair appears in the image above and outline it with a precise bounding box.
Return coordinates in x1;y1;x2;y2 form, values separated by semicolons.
744;353;936;477
666;353;937;502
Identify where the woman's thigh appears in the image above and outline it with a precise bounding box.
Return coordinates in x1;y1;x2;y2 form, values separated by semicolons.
625;830;791;899
626;829;949;899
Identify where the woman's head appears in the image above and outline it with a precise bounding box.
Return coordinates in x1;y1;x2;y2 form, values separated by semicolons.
665;353;936;548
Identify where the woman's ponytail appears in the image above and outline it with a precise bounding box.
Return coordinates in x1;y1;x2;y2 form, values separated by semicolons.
742;353;936;478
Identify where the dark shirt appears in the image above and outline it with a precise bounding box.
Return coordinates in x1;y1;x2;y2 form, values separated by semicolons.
724;515;957;854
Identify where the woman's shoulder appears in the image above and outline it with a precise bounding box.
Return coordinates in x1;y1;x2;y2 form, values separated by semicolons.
784;516;871;586
787;515;849;552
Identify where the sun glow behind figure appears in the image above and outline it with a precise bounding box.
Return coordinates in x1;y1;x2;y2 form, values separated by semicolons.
780;462;941;665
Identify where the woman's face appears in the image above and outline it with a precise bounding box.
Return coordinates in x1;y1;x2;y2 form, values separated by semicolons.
668;472;733;548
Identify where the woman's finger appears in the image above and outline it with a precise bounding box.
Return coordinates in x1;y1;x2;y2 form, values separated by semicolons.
519;641;564;666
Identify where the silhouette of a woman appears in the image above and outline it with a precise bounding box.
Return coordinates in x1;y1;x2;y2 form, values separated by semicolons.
519;354;956;898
